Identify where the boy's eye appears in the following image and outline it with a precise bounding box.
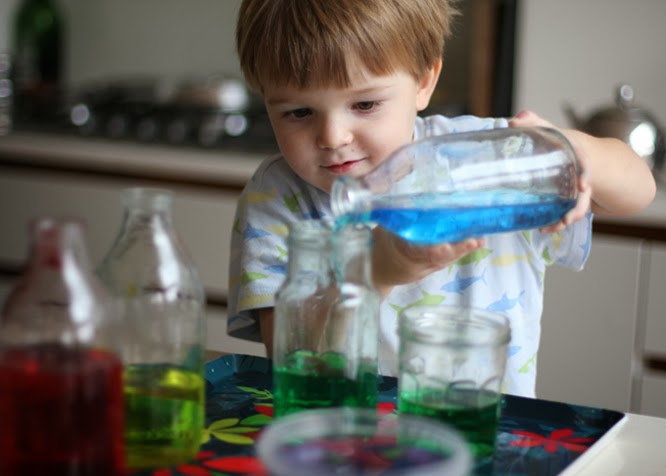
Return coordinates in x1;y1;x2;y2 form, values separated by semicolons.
355;101;378;111
286;108;311;119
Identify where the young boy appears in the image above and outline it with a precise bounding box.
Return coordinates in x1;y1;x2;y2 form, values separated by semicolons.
227;0;655;397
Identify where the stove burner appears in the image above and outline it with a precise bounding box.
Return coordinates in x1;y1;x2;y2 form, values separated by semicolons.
13;80;279;155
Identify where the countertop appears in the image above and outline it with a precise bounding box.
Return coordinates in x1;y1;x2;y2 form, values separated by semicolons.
562;412;666;475
1;131;665;231
0;131;267;189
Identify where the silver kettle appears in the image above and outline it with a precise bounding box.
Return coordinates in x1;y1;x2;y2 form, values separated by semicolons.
564;84;665;178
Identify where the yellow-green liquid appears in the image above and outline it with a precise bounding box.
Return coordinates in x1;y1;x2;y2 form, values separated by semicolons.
123;364;205;469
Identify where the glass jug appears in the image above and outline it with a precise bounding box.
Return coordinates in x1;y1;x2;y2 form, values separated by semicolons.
332;127;580;245
0;218;125;476
97;188;206;469
273;219;380;418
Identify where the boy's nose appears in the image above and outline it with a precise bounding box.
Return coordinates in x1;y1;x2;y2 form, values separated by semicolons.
316;117;353;150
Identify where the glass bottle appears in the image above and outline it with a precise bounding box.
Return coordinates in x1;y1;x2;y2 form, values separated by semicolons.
0;52;12;135
11;0;63;124
0;218;125;476
331;126;580;245
97;188;206;469
272;219;380;418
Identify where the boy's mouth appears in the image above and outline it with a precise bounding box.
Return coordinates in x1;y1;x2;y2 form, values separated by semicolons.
324;159;364;175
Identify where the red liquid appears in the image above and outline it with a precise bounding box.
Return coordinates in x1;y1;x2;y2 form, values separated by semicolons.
0;344;126;476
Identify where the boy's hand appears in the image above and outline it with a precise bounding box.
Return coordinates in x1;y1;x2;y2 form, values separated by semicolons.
509;110;592;233
371;226;485;298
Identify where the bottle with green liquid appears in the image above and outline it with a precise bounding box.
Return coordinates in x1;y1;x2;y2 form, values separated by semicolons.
98;188;206;470
273;220;380;418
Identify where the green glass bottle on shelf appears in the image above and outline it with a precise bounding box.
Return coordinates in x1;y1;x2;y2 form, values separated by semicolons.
12;0;63;123
97;188;207;470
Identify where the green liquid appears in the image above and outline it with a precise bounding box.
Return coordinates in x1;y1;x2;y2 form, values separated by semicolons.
123;364;205;469
274;350;377;418
399;389;500;464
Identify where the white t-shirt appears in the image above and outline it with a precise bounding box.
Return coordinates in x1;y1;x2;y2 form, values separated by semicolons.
227;114;591;397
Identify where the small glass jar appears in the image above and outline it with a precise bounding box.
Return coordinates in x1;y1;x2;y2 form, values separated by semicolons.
272;219;380;418
398;305;511;471
332;127;580;245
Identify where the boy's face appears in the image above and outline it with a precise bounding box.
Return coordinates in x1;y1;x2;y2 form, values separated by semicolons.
262;63;436;193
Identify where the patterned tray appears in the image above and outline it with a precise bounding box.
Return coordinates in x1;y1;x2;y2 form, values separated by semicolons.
129;354;625;476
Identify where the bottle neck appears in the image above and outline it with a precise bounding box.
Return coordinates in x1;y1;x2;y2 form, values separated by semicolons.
120;187;175;230
286;221;332;278
123;187;173;214
331;225;373;286
28;218;92;276
285;221;374;288
330;176;372;219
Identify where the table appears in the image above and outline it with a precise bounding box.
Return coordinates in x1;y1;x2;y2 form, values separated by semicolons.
129;354;655;476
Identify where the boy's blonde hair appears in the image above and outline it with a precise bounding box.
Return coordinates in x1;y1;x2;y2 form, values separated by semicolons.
236;0;458;92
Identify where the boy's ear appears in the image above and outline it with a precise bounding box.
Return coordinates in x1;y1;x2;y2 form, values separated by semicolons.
415;58;443;111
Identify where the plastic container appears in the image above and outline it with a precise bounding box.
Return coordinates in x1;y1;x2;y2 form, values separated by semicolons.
331;127;580;245
258;407;472;476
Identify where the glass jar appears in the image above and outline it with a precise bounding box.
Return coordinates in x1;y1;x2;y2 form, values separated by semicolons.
97;188;206;469
272;219;380;418
331;127;580;245
0;218;125;476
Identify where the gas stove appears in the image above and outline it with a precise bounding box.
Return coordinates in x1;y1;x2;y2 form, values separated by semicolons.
11;78;279;156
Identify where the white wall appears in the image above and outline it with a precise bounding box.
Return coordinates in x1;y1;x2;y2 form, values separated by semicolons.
1;0;244;86
514;0;666;128
0;0;18;53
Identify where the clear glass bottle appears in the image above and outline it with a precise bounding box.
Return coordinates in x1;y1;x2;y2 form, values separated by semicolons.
0;218;125;476
11;0;63;123
97;188;206;469
272;219;380;418
332;126;580;245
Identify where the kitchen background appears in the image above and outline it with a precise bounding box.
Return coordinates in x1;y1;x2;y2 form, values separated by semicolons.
1;0;665;416
1;0;665;127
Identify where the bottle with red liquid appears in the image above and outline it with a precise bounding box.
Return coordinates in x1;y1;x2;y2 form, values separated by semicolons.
0;218;126;476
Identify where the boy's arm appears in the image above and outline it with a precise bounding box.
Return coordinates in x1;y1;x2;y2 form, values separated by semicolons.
565;130;656;216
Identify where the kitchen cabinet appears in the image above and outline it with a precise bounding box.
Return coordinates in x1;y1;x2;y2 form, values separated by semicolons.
537;235;642;413
642;243;666;358
0;166;235;295
635;242;666;418
639;373;666;418
538;234;666;417
0;162;265;357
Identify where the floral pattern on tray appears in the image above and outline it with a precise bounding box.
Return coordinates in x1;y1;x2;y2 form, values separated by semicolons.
128;354;624;476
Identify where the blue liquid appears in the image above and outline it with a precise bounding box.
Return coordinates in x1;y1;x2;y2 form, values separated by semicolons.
338;191;575;245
